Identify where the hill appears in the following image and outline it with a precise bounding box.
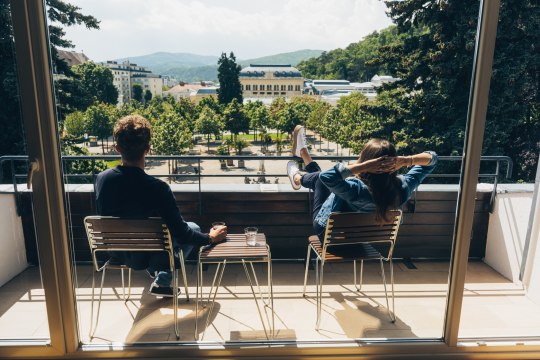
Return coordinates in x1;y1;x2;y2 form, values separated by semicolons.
239;49;324;67
113;52;218;74
112;49;324;82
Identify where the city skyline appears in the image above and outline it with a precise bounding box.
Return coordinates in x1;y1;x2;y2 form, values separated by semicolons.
61;0;393;61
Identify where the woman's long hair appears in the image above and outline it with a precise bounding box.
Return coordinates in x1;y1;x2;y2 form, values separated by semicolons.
358;139;401;223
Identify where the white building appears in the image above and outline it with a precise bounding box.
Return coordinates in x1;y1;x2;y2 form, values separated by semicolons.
99;61;163;105
163;83;206;102
304;75;399;104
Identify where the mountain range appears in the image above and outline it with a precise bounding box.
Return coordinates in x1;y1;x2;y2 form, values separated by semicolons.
112;49;323;83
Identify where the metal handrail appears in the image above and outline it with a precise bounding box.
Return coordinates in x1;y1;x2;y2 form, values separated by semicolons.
0;154;514;216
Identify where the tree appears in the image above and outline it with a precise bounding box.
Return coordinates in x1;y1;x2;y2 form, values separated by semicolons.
297;27;400;82
217;52;243;105
64;111;86;138
195;106;223;152
1;0;98;157
144;90;153;104
244;100;270;151
174;97;199;133
132;84;143;103
55;62;118;122
84;103;116;154
223;98;249;142
152;112;193;180
373;0;540;181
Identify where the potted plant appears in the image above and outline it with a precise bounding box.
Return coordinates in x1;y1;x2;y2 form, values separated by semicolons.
216;144;228;169
223;138;235;166
235;139;248;168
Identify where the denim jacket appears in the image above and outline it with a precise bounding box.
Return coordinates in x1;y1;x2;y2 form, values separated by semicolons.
314;151;438;228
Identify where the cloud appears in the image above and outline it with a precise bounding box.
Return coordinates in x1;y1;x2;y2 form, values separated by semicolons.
64;0;392;60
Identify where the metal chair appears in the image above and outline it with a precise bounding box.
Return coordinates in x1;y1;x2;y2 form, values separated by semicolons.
84;216;190;340
302;210;403;329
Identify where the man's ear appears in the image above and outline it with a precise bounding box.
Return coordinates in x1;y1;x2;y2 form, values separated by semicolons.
145;144;150;154
114;143;120;152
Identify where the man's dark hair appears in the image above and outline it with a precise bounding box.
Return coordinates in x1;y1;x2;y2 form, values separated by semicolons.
114;115;151;162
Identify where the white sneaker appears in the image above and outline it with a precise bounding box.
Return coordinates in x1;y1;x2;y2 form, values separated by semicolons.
287;160;301;190
292;125;307;157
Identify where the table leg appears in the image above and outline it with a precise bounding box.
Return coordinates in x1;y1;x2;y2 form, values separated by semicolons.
242;259;270;339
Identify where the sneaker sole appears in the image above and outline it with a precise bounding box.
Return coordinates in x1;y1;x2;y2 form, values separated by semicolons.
287;160;301;190
292;125;303;157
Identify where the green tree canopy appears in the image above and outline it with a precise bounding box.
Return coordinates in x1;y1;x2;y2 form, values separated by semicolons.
83;103;117;154
195;106;223;151
152;112;192;155
217;52;243;105
297;26;401;82
132;84;143;103
1;0;98;157
223;98;249;140
64;111;86;138
372;0;540;180
144;90;153;104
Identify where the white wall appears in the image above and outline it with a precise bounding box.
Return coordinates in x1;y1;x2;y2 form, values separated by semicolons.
484;191;533;283
522;170;540;305
0;194;28;286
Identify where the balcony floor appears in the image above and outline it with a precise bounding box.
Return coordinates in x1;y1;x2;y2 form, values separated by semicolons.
1;260;539;343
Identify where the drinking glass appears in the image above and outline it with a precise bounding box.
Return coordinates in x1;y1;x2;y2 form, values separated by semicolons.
244;227;258;246
212;221;226;229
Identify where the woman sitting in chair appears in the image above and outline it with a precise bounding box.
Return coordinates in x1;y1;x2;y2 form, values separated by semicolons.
286;125;438;241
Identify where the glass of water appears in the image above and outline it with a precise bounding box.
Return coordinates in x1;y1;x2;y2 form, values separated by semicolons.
244;227;258;246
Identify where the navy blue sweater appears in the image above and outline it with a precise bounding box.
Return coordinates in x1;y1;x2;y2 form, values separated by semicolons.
95;165;209;248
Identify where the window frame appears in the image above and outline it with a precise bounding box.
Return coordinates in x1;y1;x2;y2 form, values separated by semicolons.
5;0;539;358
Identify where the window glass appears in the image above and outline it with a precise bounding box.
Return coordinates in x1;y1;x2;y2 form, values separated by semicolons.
0;0;50;342
459;0;540;341
44;0;486;347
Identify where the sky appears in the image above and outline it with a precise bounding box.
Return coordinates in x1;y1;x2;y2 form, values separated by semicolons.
61;0;393;61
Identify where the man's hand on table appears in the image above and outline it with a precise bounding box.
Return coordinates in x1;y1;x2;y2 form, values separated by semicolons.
209;225;227;244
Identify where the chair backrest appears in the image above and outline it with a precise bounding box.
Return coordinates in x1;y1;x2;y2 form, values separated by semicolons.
322;210;402;260
84;216;173;271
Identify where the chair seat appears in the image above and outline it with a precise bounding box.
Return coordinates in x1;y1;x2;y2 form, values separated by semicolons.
308;235;383;262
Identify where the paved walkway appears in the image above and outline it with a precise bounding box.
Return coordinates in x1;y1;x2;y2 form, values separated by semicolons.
83;130;354;185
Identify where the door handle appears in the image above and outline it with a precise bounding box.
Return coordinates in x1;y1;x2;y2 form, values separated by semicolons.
27;160;40;189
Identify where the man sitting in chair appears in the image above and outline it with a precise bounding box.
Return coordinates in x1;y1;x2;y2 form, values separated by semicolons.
95;115;227;297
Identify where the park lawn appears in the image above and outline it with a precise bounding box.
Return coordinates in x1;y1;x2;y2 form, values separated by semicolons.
106;160;121;168
222;132;289;142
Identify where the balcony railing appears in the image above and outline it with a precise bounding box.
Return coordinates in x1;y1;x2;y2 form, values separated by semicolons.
0;154;513;216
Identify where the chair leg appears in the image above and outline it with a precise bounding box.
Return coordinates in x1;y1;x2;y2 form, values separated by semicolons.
354;260;364;291
379;259;395;322
316;259;325;330
173;269;179;339
303;245;312;297
390;258;396;322
121;268;126;300
178;250;189;302
90;268;107;339
360;259;364;291
127;268;132;300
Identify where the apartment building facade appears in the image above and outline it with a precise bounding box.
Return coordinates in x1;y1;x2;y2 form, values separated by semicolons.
100;60;163;105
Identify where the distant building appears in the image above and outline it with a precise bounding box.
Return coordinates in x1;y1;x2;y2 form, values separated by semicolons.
370;74;398;87
56;50;90;67
163;83;207;102
161;75;179;88
191;87;218;104
99;60;163;105
239;64;304;100
304;75;399;104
